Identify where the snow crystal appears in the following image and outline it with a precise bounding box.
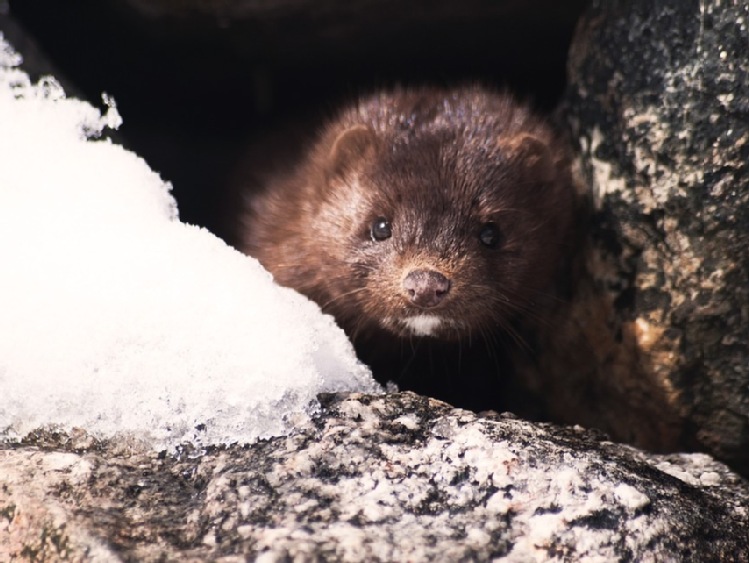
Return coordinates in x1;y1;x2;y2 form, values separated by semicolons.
0;34;380;451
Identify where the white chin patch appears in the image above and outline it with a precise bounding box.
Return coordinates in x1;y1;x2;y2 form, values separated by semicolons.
402;315;443;337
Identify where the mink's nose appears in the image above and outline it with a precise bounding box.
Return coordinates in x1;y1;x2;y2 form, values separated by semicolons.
403;269;451;308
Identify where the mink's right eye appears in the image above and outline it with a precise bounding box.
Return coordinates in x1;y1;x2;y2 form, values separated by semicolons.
370;217;392;241
479;222;502;248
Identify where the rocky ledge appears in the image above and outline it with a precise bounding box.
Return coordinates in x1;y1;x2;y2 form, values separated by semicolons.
2;392;748;561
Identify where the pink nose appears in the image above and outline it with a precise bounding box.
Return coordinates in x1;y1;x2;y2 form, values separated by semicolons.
403;269;451;308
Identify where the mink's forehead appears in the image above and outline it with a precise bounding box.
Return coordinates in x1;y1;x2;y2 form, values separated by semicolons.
368;128;506;188
348;89;523;140
340;90;532;214
358;137;512;219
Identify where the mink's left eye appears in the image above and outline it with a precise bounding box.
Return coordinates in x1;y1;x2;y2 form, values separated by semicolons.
371;217;392;241
478;222;502;248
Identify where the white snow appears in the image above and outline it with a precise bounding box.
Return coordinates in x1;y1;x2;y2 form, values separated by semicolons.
0;35;380;451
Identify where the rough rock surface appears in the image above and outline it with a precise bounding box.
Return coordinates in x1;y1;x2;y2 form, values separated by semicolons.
532;0;749;476
2;393;748;561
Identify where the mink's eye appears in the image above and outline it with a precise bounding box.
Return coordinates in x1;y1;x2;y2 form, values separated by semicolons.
370;217;392;241
479;222;501;248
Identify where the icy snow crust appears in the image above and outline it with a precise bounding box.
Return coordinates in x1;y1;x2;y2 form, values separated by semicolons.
0;35;379;450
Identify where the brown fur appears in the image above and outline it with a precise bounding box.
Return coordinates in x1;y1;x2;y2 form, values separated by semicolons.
239;86;576;411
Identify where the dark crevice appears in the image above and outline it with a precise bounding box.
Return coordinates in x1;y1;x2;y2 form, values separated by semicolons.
7;0;587;240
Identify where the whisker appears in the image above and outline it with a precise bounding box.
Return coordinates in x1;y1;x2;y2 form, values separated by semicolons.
480;327;503;381
490;314;532;355
319;286;370;311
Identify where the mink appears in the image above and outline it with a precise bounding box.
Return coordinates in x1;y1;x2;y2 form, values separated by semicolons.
238;86;577;412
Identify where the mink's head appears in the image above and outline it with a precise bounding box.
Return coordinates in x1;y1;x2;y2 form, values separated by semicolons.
269;88;575;342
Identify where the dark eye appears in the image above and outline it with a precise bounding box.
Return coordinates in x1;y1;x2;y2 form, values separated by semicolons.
479;222;501;248
370;216;392;241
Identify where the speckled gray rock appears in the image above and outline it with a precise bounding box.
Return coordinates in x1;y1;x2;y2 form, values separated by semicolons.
532;0;749;476
2;393;748;561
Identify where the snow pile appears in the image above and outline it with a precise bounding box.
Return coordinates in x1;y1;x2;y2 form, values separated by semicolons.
0;35;379;451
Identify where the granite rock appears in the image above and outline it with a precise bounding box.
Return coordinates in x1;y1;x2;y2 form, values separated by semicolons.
2;393;748;561
531;0;749;477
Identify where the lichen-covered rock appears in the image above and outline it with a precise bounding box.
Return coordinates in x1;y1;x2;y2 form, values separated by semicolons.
2;393;748;561
539;0;749;476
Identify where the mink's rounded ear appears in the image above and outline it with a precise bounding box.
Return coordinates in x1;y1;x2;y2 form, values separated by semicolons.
326;124;377;179
499;133;556;183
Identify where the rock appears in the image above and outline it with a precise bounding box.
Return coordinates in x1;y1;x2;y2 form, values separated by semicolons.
530;0;749;476
2;393;748;561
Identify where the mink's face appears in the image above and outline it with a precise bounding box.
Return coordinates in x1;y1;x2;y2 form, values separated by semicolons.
316;127;571;342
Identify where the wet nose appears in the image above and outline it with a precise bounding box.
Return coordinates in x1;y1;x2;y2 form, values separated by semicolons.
402;269;451;308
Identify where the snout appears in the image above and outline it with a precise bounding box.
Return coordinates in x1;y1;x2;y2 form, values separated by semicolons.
402;269;451;308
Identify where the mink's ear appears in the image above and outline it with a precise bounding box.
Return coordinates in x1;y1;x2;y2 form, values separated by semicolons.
499;133;556;183
326;124;377;179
